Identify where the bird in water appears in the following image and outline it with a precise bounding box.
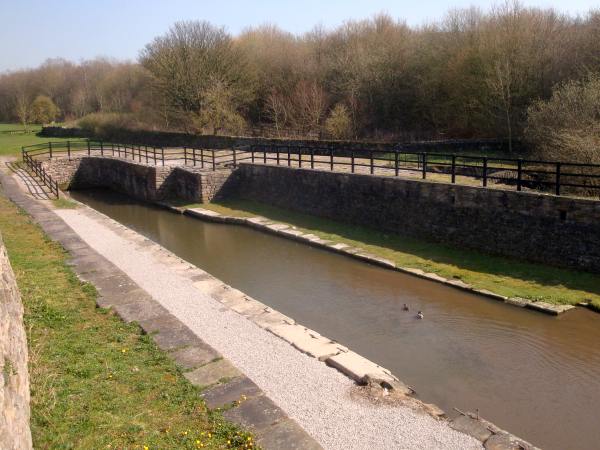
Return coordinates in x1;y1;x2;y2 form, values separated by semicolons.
416;311;424;319
402;304;409;311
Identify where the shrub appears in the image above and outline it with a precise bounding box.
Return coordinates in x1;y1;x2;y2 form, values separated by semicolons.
526;73;600;163
324;104;353;140
78;113;140;137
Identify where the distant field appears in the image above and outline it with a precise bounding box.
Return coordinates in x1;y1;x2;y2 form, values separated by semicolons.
0;123;82;157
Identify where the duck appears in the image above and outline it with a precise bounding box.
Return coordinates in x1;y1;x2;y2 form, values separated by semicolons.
402;304;409;311
416;311;424;319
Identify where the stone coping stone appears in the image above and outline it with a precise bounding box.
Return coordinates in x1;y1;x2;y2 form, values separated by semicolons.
184;359;241;387
525;301;575;315
325;351;397;384
484;432;525;450
450;415;493;443
201;376;263;409
267;323;346;360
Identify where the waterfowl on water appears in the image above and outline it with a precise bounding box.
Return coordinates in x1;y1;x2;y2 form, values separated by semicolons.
402;304;409;311
416;311;424;319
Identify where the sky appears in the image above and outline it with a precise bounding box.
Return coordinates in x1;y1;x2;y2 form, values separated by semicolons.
1;0;598;72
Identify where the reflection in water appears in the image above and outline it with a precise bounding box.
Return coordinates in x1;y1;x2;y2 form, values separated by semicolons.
71;189;600;450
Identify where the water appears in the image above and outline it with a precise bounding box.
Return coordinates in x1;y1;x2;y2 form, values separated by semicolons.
71;188;600;450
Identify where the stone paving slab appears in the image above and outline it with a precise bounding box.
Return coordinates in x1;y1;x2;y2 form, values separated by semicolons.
112;296;169;323
202;376;263;409
223;395;288;433
169;344;221;371
184;359;241;387
257;418;324;450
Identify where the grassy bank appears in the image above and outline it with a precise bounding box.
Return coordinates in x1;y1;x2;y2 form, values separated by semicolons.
0;191;255;449
0;123;83;157
198;198;600;310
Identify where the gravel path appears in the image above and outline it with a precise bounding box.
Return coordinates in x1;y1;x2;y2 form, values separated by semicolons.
55;207;482;450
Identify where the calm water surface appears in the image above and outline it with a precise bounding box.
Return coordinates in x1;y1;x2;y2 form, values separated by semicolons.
71;189;600;450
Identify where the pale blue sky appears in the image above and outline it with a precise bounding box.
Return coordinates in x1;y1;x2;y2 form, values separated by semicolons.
1;0;598;72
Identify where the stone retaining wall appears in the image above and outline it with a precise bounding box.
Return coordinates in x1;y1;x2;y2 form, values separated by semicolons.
43;157;233;203
233;163;600;273
0;233;33;450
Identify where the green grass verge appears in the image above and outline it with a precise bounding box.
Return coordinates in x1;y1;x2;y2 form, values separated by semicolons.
0;123;84;157
198;198;600;310
0;192;257;449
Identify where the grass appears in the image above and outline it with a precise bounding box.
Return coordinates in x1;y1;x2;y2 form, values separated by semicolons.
196;198;600;310
0;123;84;157
0;191;257;449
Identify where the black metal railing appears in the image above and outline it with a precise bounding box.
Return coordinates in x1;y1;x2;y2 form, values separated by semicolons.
21;140;600;198
22;148;59;198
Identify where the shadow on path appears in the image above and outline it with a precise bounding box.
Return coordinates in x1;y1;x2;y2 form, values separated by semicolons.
4;161;52;200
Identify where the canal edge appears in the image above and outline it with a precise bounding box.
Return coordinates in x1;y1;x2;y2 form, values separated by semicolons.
164;203;576;317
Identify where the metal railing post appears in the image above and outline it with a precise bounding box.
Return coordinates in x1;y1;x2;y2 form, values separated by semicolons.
251;146;255;163
67;141;71;160
192;147;196;166
161;148;165;166
112;142;115;156
310;148;314;169
288;146;291;167
276;146;280;165
212;150;216;170
556;163;561;196
451;154;456;183
422;153;427;179
201;148;205;168
298;148;302;168
394;151;399;176
482;157;488;187
517;159;523;191
370;151;374;174
100;142;103;156
49;141;53;159
233;148;237;167
264;147;267;164
87;140;91;156
330;147;334;171
184;147;188;165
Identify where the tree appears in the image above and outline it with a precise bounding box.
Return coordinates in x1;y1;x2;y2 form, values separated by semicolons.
324;104;353;139
194;80;246;134
30;95;60;124
140;21;255;130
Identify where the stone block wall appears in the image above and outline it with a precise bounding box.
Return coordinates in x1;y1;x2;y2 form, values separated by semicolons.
233;164;600;273
158;167;236;203
43;157;235;204
0;234;33;450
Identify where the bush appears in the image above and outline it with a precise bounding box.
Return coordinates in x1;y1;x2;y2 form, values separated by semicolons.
526;73;600;163
324;104;353;140
78;113;141;138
